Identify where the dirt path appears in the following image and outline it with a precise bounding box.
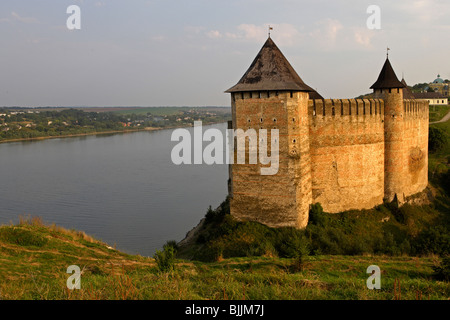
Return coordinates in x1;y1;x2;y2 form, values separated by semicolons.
430;109;450;124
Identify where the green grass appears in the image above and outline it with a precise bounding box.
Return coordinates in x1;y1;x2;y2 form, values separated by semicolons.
429;120;450;183
0;219;448;300
1;216;448;300
429;105;450;122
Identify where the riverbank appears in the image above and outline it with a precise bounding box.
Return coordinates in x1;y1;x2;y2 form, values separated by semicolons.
0;127;161;144
0;121;226;144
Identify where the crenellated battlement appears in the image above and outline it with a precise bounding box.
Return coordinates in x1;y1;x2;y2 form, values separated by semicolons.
308;99;385;119
403;99;429;120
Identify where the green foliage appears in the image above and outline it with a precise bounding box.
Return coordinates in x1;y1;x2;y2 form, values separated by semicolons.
153;243;177;273
432;256;450;281
273;228;310;258
429;126;447;153
163;240;179;252
440;169;450;195
411;82;429;92
412;226;450;256
0;107;231;142
0;227;48;247
192;199;312;261
189;189;449;261
308;203;328;226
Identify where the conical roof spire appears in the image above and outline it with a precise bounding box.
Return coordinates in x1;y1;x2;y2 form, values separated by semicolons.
225;37;315;93
400;77;416;99
370;57;405;90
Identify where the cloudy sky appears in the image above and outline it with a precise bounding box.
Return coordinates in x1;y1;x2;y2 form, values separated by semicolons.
0;0;449;107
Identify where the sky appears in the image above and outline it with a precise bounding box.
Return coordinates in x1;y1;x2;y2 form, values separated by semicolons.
0;0;449;107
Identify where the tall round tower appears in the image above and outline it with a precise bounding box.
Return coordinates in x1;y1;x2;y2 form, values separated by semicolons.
370;56;406;202
225;37;319;228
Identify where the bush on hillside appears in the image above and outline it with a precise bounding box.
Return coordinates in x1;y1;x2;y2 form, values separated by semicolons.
154;240;178;272
429;126;447;153
432;256;450;281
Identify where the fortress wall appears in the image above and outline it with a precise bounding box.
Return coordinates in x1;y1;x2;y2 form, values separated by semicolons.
401;99;429;197
308;99;385;213
229;91;311;228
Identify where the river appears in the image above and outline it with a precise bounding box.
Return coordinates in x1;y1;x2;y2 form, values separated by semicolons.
0;123;229;256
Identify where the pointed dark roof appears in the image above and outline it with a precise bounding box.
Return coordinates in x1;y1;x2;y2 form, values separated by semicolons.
225;37;315;93
370;57;405;90
309;90;324;99
401;78;416;99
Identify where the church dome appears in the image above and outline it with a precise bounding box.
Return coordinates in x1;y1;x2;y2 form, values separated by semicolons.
433;74;444;84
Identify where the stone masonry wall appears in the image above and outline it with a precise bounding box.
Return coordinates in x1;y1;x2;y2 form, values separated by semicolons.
229;93;429;228
402;99;429;198
308;99;385;213
229;91;311;228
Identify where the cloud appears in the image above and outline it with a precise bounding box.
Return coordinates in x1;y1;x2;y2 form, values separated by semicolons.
206;30;222;39
353;27;375;48
393;0;450;24
11;12;40;24
309;19;343;49
236;24;267;42
219;23;302;46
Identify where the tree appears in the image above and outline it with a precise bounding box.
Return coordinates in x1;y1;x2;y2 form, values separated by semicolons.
429;126;447;153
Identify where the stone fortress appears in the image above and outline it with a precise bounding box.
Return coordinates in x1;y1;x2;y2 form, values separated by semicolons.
225;37;429;229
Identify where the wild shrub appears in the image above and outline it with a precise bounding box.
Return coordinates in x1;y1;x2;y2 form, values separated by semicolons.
412;226;450;255
163;240;178;252
432;256;450;281
308;203;328;226
154;241;177;272
273;228;310;258
429;126;447;153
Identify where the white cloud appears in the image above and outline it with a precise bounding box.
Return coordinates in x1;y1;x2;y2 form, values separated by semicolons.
237;24;267;42
309;19;343;49
399;0;450;23
11;12;40;24
206;30;222;39
221;23;302;46
353;27;375;48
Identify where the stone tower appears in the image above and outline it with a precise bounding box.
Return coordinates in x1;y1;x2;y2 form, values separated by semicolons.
225;37;318;228
370;56;406;202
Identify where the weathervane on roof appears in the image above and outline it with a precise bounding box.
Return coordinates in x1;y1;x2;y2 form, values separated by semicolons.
268;25;273;38
386;47;390;58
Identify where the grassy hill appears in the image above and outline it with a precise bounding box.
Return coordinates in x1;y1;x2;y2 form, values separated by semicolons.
0;217;448;300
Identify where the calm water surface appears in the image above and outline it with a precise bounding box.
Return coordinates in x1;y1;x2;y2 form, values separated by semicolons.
0;123;228;256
